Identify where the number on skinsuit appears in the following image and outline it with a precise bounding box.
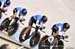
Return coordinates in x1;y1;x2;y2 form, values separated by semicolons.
48;36;54;43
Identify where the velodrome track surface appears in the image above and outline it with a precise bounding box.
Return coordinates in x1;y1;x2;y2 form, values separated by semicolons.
0;0;75;49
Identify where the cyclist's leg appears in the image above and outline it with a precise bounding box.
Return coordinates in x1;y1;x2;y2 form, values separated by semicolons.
29;27;35;36
6;16;19;32
9;12;18;25
23;16;36;34
14;16;19;22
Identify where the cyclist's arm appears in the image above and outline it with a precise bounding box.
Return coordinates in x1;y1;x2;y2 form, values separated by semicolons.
23;25;31;34
2;7;7;12
11;13;17;19
40;23;46;30
19;16;25;22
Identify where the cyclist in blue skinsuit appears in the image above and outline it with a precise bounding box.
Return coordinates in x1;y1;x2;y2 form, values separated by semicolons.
51;23;70;43
29;15;47;26
51;23;70;49
11;7;27;24
5;7;27;31
21;14;48;40
0;0;10;19
6;7;27;40
47;23;70;49
56;23;70;32
51;23;70;36
9;7;27;24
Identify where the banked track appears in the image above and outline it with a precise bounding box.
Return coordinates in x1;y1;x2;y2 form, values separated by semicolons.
0;32;32;49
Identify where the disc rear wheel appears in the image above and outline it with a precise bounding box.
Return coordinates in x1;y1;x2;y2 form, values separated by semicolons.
8;23;19;36
38;35;50;49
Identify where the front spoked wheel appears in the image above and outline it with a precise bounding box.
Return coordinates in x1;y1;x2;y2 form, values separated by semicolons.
7;23;19;36
38;35;50;49
19;27;31;42
30;32;40;47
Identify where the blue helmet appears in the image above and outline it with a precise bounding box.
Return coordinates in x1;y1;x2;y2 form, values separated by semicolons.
3;0;11;8
51;25;58;32
21;8;27;16
13;8;17;14
63;23;70;30
41;15;47;23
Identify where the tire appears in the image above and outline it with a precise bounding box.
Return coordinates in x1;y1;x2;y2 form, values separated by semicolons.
30;32;40;47
7;22;19;36
0;13;2;20
51;39;63;49
0;18;11;30
38;35;50;49
19;27;31;42
57;40;64;49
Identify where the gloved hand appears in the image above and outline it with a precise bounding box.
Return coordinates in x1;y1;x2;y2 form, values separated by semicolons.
40;26;45;30
63;35;69;39
61;35;69;39
20;19;25;22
